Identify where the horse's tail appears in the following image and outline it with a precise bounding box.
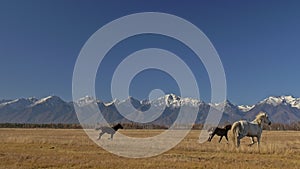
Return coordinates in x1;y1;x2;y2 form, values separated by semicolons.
231;121;240;147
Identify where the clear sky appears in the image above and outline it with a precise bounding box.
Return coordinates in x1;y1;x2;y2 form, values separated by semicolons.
1;0;300;105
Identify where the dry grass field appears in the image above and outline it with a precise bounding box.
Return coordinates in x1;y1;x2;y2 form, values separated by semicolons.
0;128;300;169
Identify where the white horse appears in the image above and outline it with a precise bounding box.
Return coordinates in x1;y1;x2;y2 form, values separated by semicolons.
95;123;123;140
232;112;271;147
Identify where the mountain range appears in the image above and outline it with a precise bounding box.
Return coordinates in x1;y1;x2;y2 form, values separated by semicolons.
0;94;300;125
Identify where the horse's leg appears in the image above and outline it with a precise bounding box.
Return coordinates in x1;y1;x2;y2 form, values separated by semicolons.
248;137;256;146
207;135;211;142
208;133;215;142
237;138;240;147
219;136;223;143
225;134;229;142
236;134;244;147
257;135;261;149
98;132;104;140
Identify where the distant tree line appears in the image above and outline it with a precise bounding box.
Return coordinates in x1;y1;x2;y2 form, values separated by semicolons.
121;123;168;129
0;123;82;129
263;122;300;131
0;122;300;130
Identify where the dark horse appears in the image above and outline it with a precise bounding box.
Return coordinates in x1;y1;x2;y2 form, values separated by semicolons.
207;124;232;143
95;123;123;140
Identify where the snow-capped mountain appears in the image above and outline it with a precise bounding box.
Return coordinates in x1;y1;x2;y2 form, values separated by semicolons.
0;97;37;108
245;96;300;124
0;96;77;124
0;99;12;104
0;95;300;124
258;95;300;109
209;100;244;122
73;95;299;125
154;94;203;108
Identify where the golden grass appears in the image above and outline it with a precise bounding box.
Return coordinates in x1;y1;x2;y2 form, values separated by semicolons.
0;129;299;169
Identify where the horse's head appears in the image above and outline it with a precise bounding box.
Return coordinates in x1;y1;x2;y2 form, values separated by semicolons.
116;123;124;129
112;123;124;131
257;112;271;125
225;124;232;130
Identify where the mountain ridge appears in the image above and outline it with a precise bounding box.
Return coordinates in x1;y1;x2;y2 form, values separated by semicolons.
0;94;299;124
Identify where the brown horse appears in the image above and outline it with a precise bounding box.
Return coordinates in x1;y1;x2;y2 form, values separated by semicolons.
208;124;232;143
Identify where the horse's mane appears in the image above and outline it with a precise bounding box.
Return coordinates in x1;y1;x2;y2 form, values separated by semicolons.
253;112;267;124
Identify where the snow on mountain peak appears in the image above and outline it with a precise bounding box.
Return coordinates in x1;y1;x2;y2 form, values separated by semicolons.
76;96;97;106
238;105;255;112
143;94;202;108
0;97;38;109
281;95;295;101
164;94;180;107
281;95;300;109
0;99;21;106
259;95;300;109
103;99;118;106
260;96;283;106
36;96;53;103
0;99;12;104
210;99;236;108
162;94;203;107
180;97;203;107
31;96;64;106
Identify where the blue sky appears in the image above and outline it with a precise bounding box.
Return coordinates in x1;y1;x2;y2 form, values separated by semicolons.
1;0;300;105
